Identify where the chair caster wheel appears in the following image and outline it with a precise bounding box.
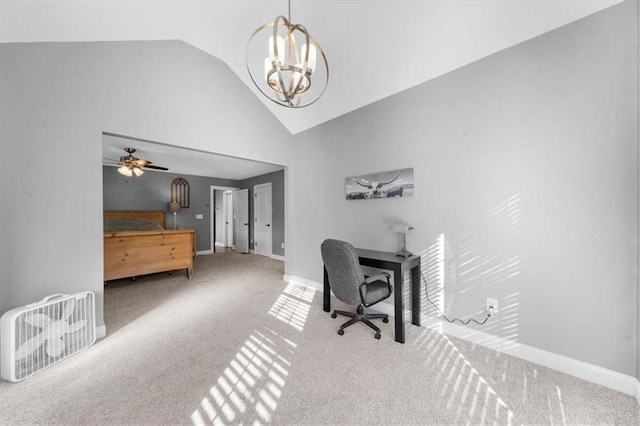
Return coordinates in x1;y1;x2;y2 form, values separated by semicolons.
383;317;389;323
374;333;381;339
338;329;344;336
331;313;337;318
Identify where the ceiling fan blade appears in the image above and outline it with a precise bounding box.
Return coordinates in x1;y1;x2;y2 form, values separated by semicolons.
144;165;169;171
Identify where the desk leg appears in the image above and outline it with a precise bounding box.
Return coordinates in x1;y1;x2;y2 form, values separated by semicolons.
393;267;405;344
323;267;331;313
411;265;421;326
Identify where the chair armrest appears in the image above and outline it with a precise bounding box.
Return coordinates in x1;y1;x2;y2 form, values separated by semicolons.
359;273;392;307
364;272;390;284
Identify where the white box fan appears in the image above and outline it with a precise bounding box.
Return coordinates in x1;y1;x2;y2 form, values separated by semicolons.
1;292;96;382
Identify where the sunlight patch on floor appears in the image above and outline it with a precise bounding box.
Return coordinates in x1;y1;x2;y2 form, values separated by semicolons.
268;284;315;331
413;329;516;425
191;328;295;425
282;282;316;303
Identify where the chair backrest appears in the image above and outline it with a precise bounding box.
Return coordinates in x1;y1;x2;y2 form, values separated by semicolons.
321;239;365;305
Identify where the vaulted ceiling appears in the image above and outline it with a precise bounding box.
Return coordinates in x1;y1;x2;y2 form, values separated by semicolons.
0;0;622;135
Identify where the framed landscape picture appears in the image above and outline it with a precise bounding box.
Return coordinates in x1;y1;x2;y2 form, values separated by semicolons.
345;168;414;200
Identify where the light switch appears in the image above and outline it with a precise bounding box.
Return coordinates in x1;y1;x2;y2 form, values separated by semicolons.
196;214;203;219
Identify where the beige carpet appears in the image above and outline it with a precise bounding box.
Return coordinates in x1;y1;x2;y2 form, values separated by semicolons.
1;251;638;425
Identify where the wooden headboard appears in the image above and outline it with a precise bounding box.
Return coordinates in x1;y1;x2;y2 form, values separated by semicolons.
103;211;166;229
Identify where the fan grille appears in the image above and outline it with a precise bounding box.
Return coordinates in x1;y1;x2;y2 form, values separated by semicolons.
10;293;95;381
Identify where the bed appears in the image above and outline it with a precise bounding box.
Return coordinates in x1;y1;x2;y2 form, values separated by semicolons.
103;211;195;282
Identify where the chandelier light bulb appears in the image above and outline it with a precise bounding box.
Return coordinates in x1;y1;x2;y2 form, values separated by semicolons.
269;35;285;66
301;43;316;73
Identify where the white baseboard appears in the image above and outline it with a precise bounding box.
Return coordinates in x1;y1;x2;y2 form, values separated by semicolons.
432;319;639;398
284;274;640;401
215;242;225;247
196;250;213;256
96;324;106;339
250;250;284;262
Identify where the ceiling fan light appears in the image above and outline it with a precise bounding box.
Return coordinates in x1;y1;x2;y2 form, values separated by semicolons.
118;166;133;177
133;167;144;177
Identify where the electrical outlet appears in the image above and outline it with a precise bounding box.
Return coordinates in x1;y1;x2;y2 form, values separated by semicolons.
486;298;498;314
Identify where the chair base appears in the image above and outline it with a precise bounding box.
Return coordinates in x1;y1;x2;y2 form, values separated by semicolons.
332;305;389;339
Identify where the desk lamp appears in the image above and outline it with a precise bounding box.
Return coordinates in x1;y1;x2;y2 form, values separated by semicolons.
168;201;180;230
389;223;414;257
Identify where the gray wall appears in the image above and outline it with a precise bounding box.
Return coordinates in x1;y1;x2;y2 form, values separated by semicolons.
238;170;285;257
289;2;638;376
0;41;294;331
103;166;238;252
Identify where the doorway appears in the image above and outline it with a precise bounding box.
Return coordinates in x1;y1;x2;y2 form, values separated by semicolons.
210;185;238;253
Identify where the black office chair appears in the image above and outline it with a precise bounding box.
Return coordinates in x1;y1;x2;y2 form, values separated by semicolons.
321;239;392;339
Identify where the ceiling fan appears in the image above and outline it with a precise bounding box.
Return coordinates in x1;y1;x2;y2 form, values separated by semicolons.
112;147;169;177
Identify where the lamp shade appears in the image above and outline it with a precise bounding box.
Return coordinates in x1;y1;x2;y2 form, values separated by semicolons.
168;202;181;213
117;166;133;177
388;223;414;233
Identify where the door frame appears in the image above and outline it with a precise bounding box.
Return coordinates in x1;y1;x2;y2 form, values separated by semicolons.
253;182;273;257
210;185;238;254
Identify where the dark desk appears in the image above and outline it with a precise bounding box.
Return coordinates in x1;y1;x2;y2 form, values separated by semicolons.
323;248;421;343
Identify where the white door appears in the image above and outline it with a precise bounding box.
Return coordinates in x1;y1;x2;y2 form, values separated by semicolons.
233;189;249;253
254;183;272;257
223;191;234;247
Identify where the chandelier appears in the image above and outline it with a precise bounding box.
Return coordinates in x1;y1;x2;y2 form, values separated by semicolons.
246;0;328;108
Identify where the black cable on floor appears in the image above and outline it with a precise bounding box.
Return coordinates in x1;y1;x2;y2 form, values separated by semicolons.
421;271;492;325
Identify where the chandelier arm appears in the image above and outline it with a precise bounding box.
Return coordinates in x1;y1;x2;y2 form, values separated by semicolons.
287;27;303;99
289;23;310;97
246;19;291;105
272;15;293;105
295;32;329;108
